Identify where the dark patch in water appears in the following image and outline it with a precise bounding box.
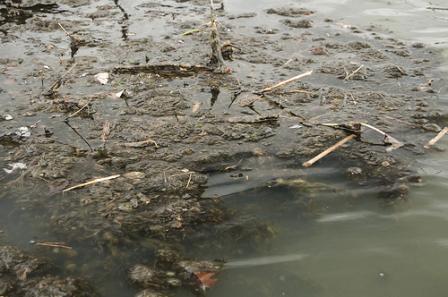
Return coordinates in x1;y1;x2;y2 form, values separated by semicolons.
0;2;59;27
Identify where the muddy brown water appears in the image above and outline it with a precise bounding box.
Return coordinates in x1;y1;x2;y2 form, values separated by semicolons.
1;0;448;296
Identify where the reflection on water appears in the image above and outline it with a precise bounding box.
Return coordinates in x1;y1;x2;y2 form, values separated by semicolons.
197;170;448;297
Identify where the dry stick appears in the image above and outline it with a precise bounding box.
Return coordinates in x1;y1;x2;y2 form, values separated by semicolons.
63;174;121;193
35;242;73;250
258;70;313;94
57;22;71;37
43;63;77;96
360;122;403;151
67;101;90;119
344;65;364;80
186;173;193;189
122;138;159;148
303;134;357;168
63;101;93;151
209;0;225;70
101;120;111;148
275;89;314;95
427;7;448;10
424;127;448;149
63;120;93;152
57;22;79;58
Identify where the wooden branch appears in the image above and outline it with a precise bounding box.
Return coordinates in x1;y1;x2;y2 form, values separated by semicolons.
344;65;364;80
303;134;357;168
360;122;403;151
258;70;313;94
63;174;121;192
424;127;448;149
36;241;73;250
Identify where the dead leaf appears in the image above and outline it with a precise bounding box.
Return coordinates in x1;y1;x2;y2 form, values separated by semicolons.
193;271;218;290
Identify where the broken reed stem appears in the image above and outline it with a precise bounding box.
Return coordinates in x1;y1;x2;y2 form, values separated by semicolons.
35;242;73;250
57;22;71;37
360;122;403;151
259;70;313;94
63;174;121;192
67;101;89;119
359;122;387;136
424;127;448;149
427;7;448;11
101;120;111;146
275;89;314;95
186;173;193;189
122;138;159;149
209;0;225;70
63;120;93;152
43;63;77;96
303;134;357;168
344;65;364;80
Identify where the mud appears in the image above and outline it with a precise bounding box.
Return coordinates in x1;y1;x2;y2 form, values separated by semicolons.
0;245;97;296
0;0;447;296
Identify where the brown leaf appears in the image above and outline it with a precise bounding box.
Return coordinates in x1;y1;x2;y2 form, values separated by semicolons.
193;271;218;290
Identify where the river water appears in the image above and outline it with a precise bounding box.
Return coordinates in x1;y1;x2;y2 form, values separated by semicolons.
1;0;447;296
198;1;448;297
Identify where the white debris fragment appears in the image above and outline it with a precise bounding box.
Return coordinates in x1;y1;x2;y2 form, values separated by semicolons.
191;101;201;113
94;72;109;85
289;124;303;129
3;114;13;121
3;162;27;174
115;89;130;98
17;127;31;137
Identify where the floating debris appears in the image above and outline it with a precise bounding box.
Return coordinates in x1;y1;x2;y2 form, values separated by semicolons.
3;162;27;174
63;174;121;192
94;72;109;85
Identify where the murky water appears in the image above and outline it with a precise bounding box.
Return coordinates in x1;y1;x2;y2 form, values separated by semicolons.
197;1;448;297
1;0;448;296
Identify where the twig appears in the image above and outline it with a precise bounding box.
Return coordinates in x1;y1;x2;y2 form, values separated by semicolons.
101;120;111;145
186;173;193;189
427;7;448;11
122;138;159;148
274;89;314;95
35;241;73;250
113;64;213;76
258;70;313;94
209;0;226;70
43;63;77;96
63;174;121;192
182;27;203;36
303;134;357;168
344;65;364;80
57;23;80;58
67;101;90;119
360;122;403;151
57;22;71;37
63;119;93;151
424;127;448;149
